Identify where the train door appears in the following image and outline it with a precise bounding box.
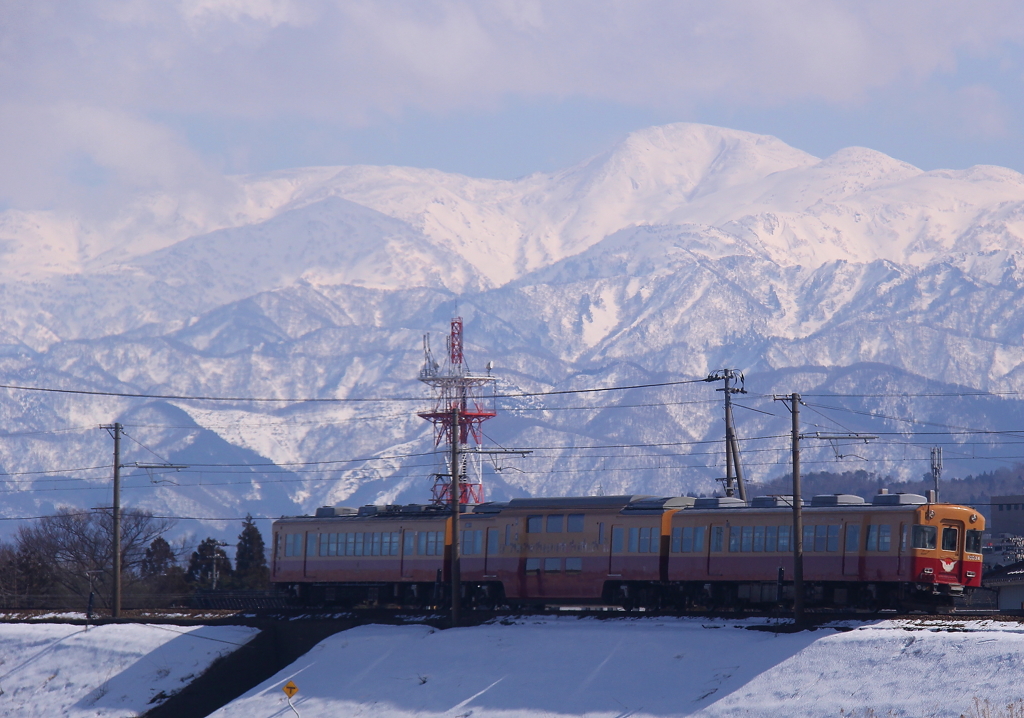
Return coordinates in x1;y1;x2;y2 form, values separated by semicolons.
304;531;316;577
400;529;414;578
272;532;280;578
484;528;499;577
707;524;725;576
842;523;860;576
897;523;908;575
608;525;625;575
939;519;966;584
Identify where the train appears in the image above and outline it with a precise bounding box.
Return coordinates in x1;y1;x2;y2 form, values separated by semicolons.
270;491;985;612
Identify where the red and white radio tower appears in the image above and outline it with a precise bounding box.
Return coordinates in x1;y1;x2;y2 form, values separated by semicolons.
418;317;497;504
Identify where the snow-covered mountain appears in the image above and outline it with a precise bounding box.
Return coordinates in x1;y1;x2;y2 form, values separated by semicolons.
2;123;1024;541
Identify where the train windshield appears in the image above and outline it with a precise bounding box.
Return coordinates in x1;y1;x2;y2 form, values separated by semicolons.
965;529;983;554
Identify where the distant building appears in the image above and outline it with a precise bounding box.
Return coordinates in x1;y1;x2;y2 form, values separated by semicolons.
990;496;1024;536
983;560;1024;612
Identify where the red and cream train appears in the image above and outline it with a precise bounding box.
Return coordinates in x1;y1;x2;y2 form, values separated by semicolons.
271;492;984;611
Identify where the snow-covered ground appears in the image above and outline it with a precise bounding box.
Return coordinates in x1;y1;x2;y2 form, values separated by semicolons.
211;617;1024;718
0;622;258;717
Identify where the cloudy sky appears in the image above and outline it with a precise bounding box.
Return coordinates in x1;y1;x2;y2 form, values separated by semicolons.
3;0;1024;211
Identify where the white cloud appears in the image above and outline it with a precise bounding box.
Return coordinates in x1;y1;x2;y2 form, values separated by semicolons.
1;0;1023;207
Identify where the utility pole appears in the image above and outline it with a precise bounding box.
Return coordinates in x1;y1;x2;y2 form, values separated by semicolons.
706;369;747;500
788;394;804;625
101;422;123;618
101;423;187;619
931;447;943;502
450;405;461;627
774;394;877;627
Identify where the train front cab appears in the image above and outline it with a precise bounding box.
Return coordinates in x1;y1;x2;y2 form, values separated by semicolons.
906;502;985;599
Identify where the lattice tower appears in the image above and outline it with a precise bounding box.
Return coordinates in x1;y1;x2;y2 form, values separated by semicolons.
418;317;496;504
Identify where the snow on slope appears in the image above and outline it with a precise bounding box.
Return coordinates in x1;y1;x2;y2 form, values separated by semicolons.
0;622;258;717
210;617;1024;718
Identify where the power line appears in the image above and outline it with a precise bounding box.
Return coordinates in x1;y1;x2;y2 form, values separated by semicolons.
0;377;708;404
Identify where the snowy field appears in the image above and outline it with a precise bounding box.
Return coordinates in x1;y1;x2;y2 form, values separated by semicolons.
212;617;1024;718
0;622;258;717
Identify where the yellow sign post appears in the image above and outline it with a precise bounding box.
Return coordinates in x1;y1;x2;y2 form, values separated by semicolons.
282;681;299;698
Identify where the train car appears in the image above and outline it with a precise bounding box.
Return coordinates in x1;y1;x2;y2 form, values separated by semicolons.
272;503;451;607
271;491;984;612
661;492;984;611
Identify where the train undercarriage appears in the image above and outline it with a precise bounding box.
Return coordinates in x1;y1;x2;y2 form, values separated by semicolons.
280;578;966;614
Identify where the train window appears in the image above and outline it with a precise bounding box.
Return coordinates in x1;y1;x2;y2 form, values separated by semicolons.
544;558;561;573
741;526;753;552
638;527;653;553
879;525;891;551
629;527;640;552
487;528;499;554
284;534;296;557
612;527;625;553
380;532;391;556
711;526;724;552
525;558;540;574
527;516;543;533
778;526;791;552
865;525;877;551
404;531;415;555
740;526;753;552
966;530;982;553
372;532;382;556
813;525;828;552
672;527;682;552
426;531;438;556
729;527;741;552
912;525;937;550
343;533;353;556
354;532;364;556
845;525;860;553
319;534;329;557
460;530;483;555
681;526;693;552
753;526;765;552
547;515;564;533
598;523;605;545
565;557;583;573
941;527;959;552
392;532;400;556
694;526;705;552
306;533;317;557
567;514;585;533
827;525;840;552
765;526;778;552
418;531;427;555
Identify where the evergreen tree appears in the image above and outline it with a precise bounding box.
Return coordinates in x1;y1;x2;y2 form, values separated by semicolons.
187;538;232;590
142;537;176;578
233;515;270;589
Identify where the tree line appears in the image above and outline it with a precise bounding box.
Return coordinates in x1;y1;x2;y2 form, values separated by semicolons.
0;508;271;610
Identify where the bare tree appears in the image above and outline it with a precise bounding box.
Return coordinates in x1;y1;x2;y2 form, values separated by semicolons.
16;507;174;609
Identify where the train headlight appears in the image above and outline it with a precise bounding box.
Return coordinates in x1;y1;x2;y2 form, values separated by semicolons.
970;514;978;523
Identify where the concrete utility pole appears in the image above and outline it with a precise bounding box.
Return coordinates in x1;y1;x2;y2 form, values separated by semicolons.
774;394;877;626
706;369;748;501
101;423;186;619
101;422;123;618
789;394;804;625
450;405;461;627
931;447;943;502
